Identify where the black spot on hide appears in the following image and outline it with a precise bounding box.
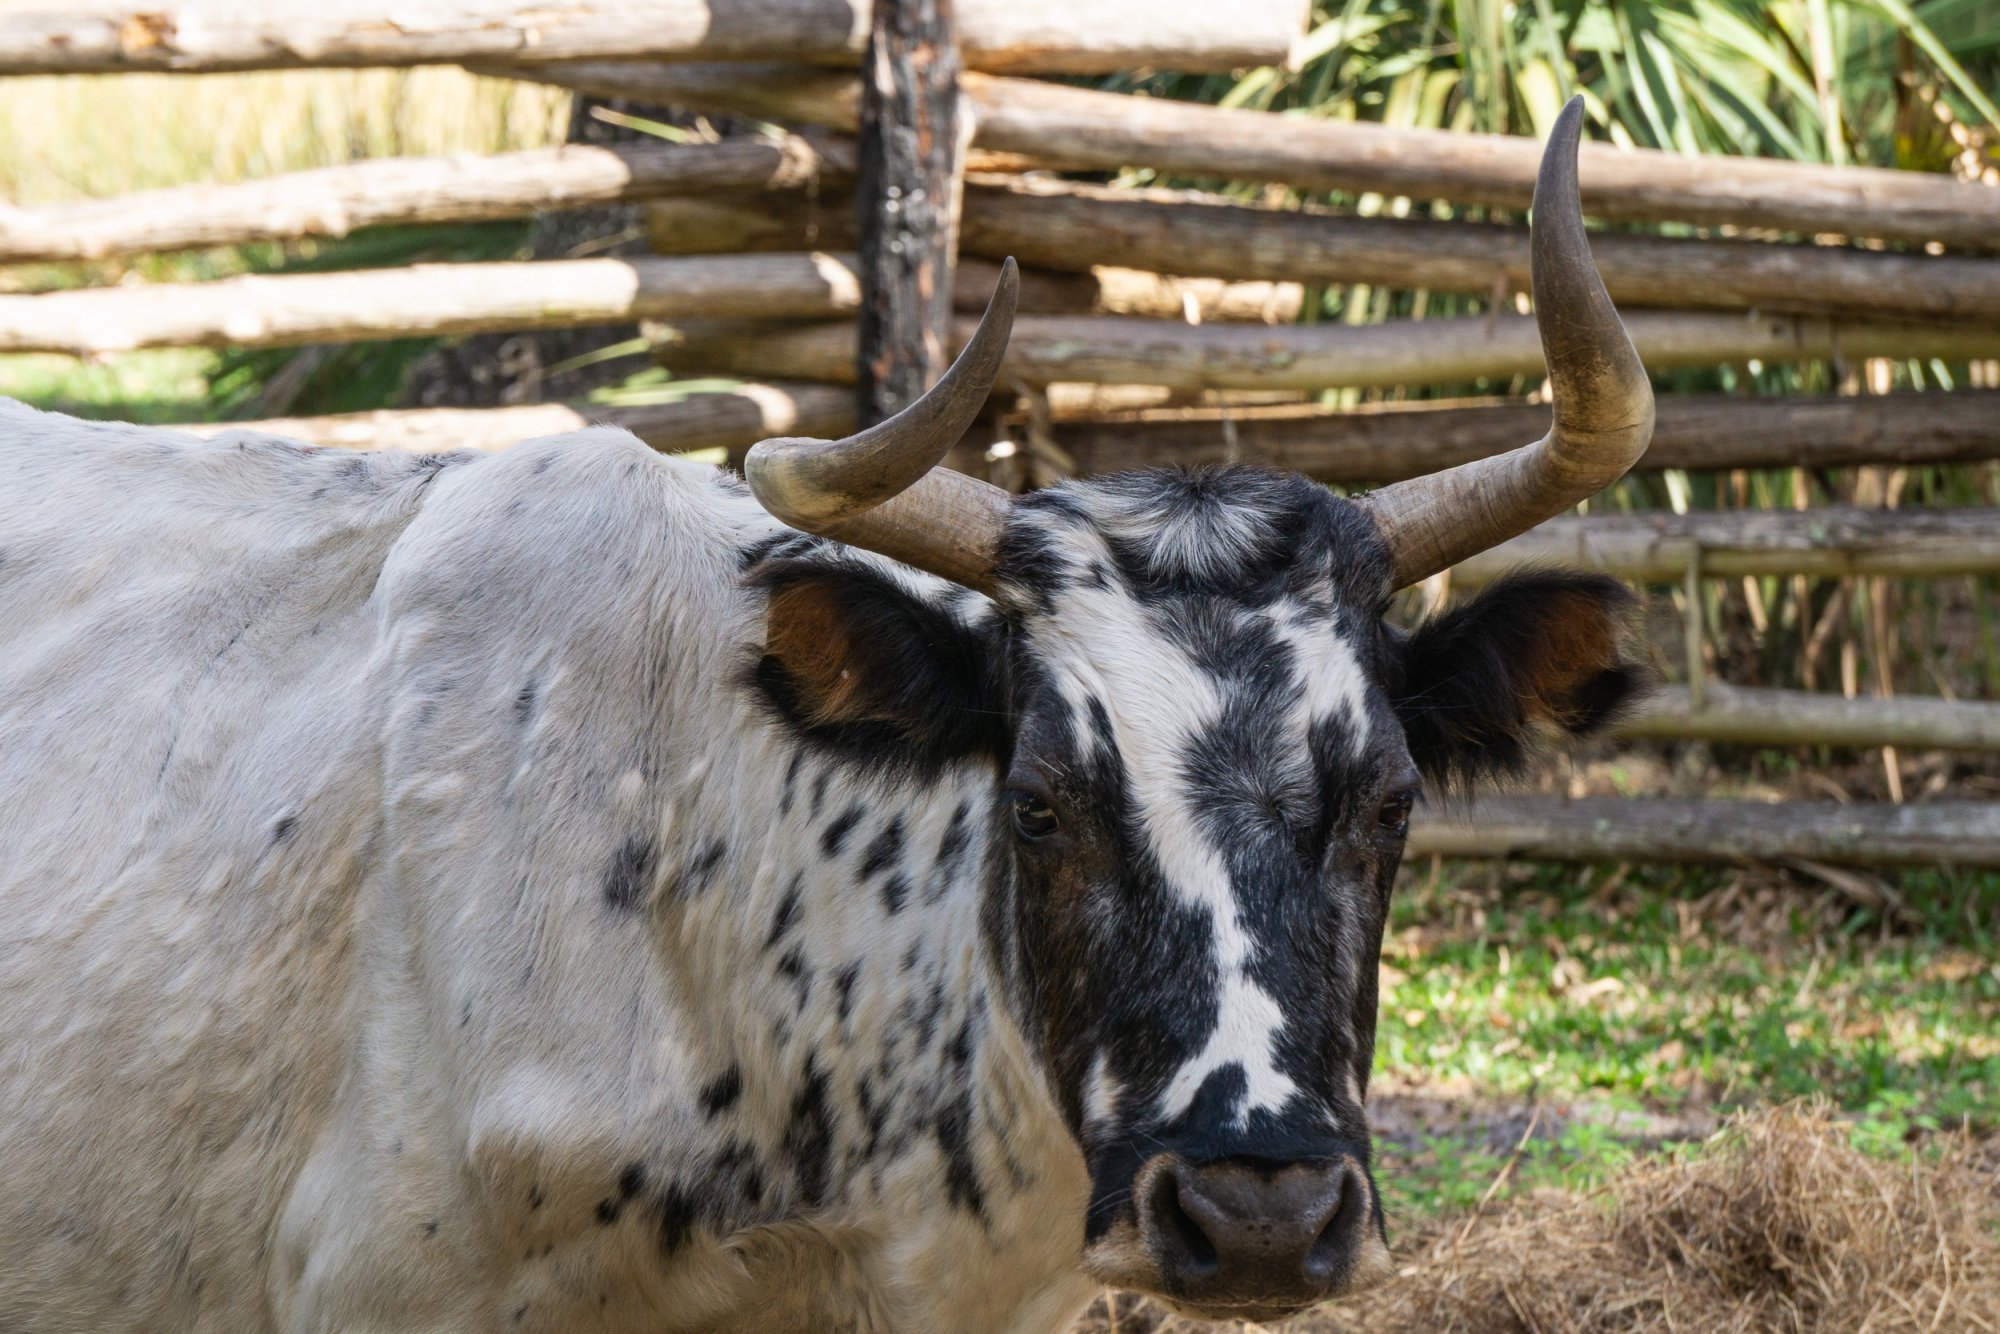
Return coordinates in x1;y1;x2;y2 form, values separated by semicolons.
657;1187;701;1254
785;1061;837;1208
422;1219;438;1238
527;1185;545;1211
834;963;861;1024
668;838;726;901
935;1094;987;1220
602;836;656;912
270;814;298;844
700;1066;743;1118
881;873;910;915
766;875;803;949
859;817;904;879
596;1163;647;1224
513;679;539;724
821;803;865;856
779;750;804;816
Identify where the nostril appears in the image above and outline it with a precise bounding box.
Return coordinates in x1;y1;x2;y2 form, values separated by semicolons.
1304;1163;1368;1283
1144;1164;1219;1282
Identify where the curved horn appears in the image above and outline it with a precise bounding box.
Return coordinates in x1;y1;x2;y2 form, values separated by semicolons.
1358;97;1655;589
746;259;1019;592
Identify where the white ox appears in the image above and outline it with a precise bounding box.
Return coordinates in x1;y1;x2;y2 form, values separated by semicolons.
0;102;1653;1333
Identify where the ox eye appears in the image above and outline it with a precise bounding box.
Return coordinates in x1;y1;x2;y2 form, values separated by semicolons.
1377;789;1416;832
1009;790;1060;842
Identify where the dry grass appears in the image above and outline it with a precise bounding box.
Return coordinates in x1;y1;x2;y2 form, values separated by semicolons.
0;68;570;203
1073;1104;2000;1334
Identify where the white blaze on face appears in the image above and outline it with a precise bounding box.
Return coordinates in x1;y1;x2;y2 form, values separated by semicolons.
1271;601;1371;749
1035;577;1298;1128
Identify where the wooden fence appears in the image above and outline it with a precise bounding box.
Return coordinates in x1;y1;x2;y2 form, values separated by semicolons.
5;1;1999;870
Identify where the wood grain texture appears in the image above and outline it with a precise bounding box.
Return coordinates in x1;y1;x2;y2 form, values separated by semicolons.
0;253;870;354
1052;392;2000;481
175;384;858;454
1406;797;2000;868
517;62;2000;247
6;0;1308;75
1619;685;2000;752
1450;506;2000;586
649;310;2000;392
0;137;852;264
855;0;965;424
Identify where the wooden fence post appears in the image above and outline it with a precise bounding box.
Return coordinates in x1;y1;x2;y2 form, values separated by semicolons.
856;0;969;426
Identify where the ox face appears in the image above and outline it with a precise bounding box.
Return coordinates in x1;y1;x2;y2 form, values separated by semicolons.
756;466;1639;1322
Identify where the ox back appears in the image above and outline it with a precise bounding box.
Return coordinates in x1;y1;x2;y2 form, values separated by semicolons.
0;398;1639;1332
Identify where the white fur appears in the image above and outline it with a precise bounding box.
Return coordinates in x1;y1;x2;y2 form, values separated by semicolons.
0;402;1096;1334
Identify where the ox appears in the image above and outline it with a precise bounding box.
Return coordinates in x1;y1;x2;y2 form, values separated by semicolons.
0;102;1650;1332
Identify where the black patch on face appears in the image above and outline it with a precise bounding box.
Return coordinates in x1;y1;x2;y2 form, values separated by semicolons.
820;803;865;857
700;1066;743;1118
784;1060;837;1208
601;835;657;912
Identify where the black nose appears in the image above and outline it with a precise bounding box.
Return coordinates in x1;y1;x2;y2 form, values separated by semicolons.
1140;1155;1373;1308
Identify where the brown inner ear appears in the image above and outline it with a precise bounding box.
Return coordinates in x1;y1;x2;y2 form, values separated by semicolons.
766;581;888;726
1513;587;1626;728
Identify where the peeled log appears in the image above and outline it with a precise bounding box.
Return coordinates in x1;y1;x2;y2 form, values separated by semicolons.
2;0;1309;76
1054;391;2000;481
1619;685;2000;752
0;253;875;355
0;137;852;265
961;180;2000;324
516;62;2000;249
650;310;2000;393
1451;507;2000;586
175;383;857;455
1406;796;2000;868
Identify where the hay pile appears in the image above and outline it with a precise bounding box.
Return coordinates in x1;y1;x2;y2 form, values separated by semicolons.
1073;1104;2000;1333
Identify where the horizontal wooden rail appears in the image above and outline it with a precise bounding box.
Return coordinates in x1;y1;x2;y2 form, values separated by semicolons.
0;0;1308;76
1054;392;2000;482
1452;507;2000;586
652;309;2000;393
1619;684;2000;751
649;182;2000;325
504;62;2000;249
1406;796;2000;867
0;137;851;265
0;253;879;354
176;383;857;455
961;181;2000;325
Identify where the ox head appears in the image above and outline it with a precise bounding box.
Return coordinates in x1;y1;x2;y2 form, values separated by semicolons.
746;101;1651;1321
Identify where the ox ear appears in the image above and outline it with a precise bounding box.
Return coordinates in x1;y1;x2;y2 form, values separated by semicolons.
1390;571;1644;790
753;557;1006;770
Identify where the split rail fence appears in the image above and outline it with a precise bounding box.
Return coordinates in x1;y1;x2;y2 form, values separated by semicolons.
6;0;1999;872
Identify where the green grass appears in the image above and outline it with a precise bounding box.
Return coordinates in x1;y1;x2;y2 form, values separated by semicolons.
1371;859;2000;1220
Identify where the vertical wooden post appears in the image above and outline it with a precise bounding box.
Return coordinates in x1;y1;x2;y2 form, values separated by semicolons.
855;0;968;427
